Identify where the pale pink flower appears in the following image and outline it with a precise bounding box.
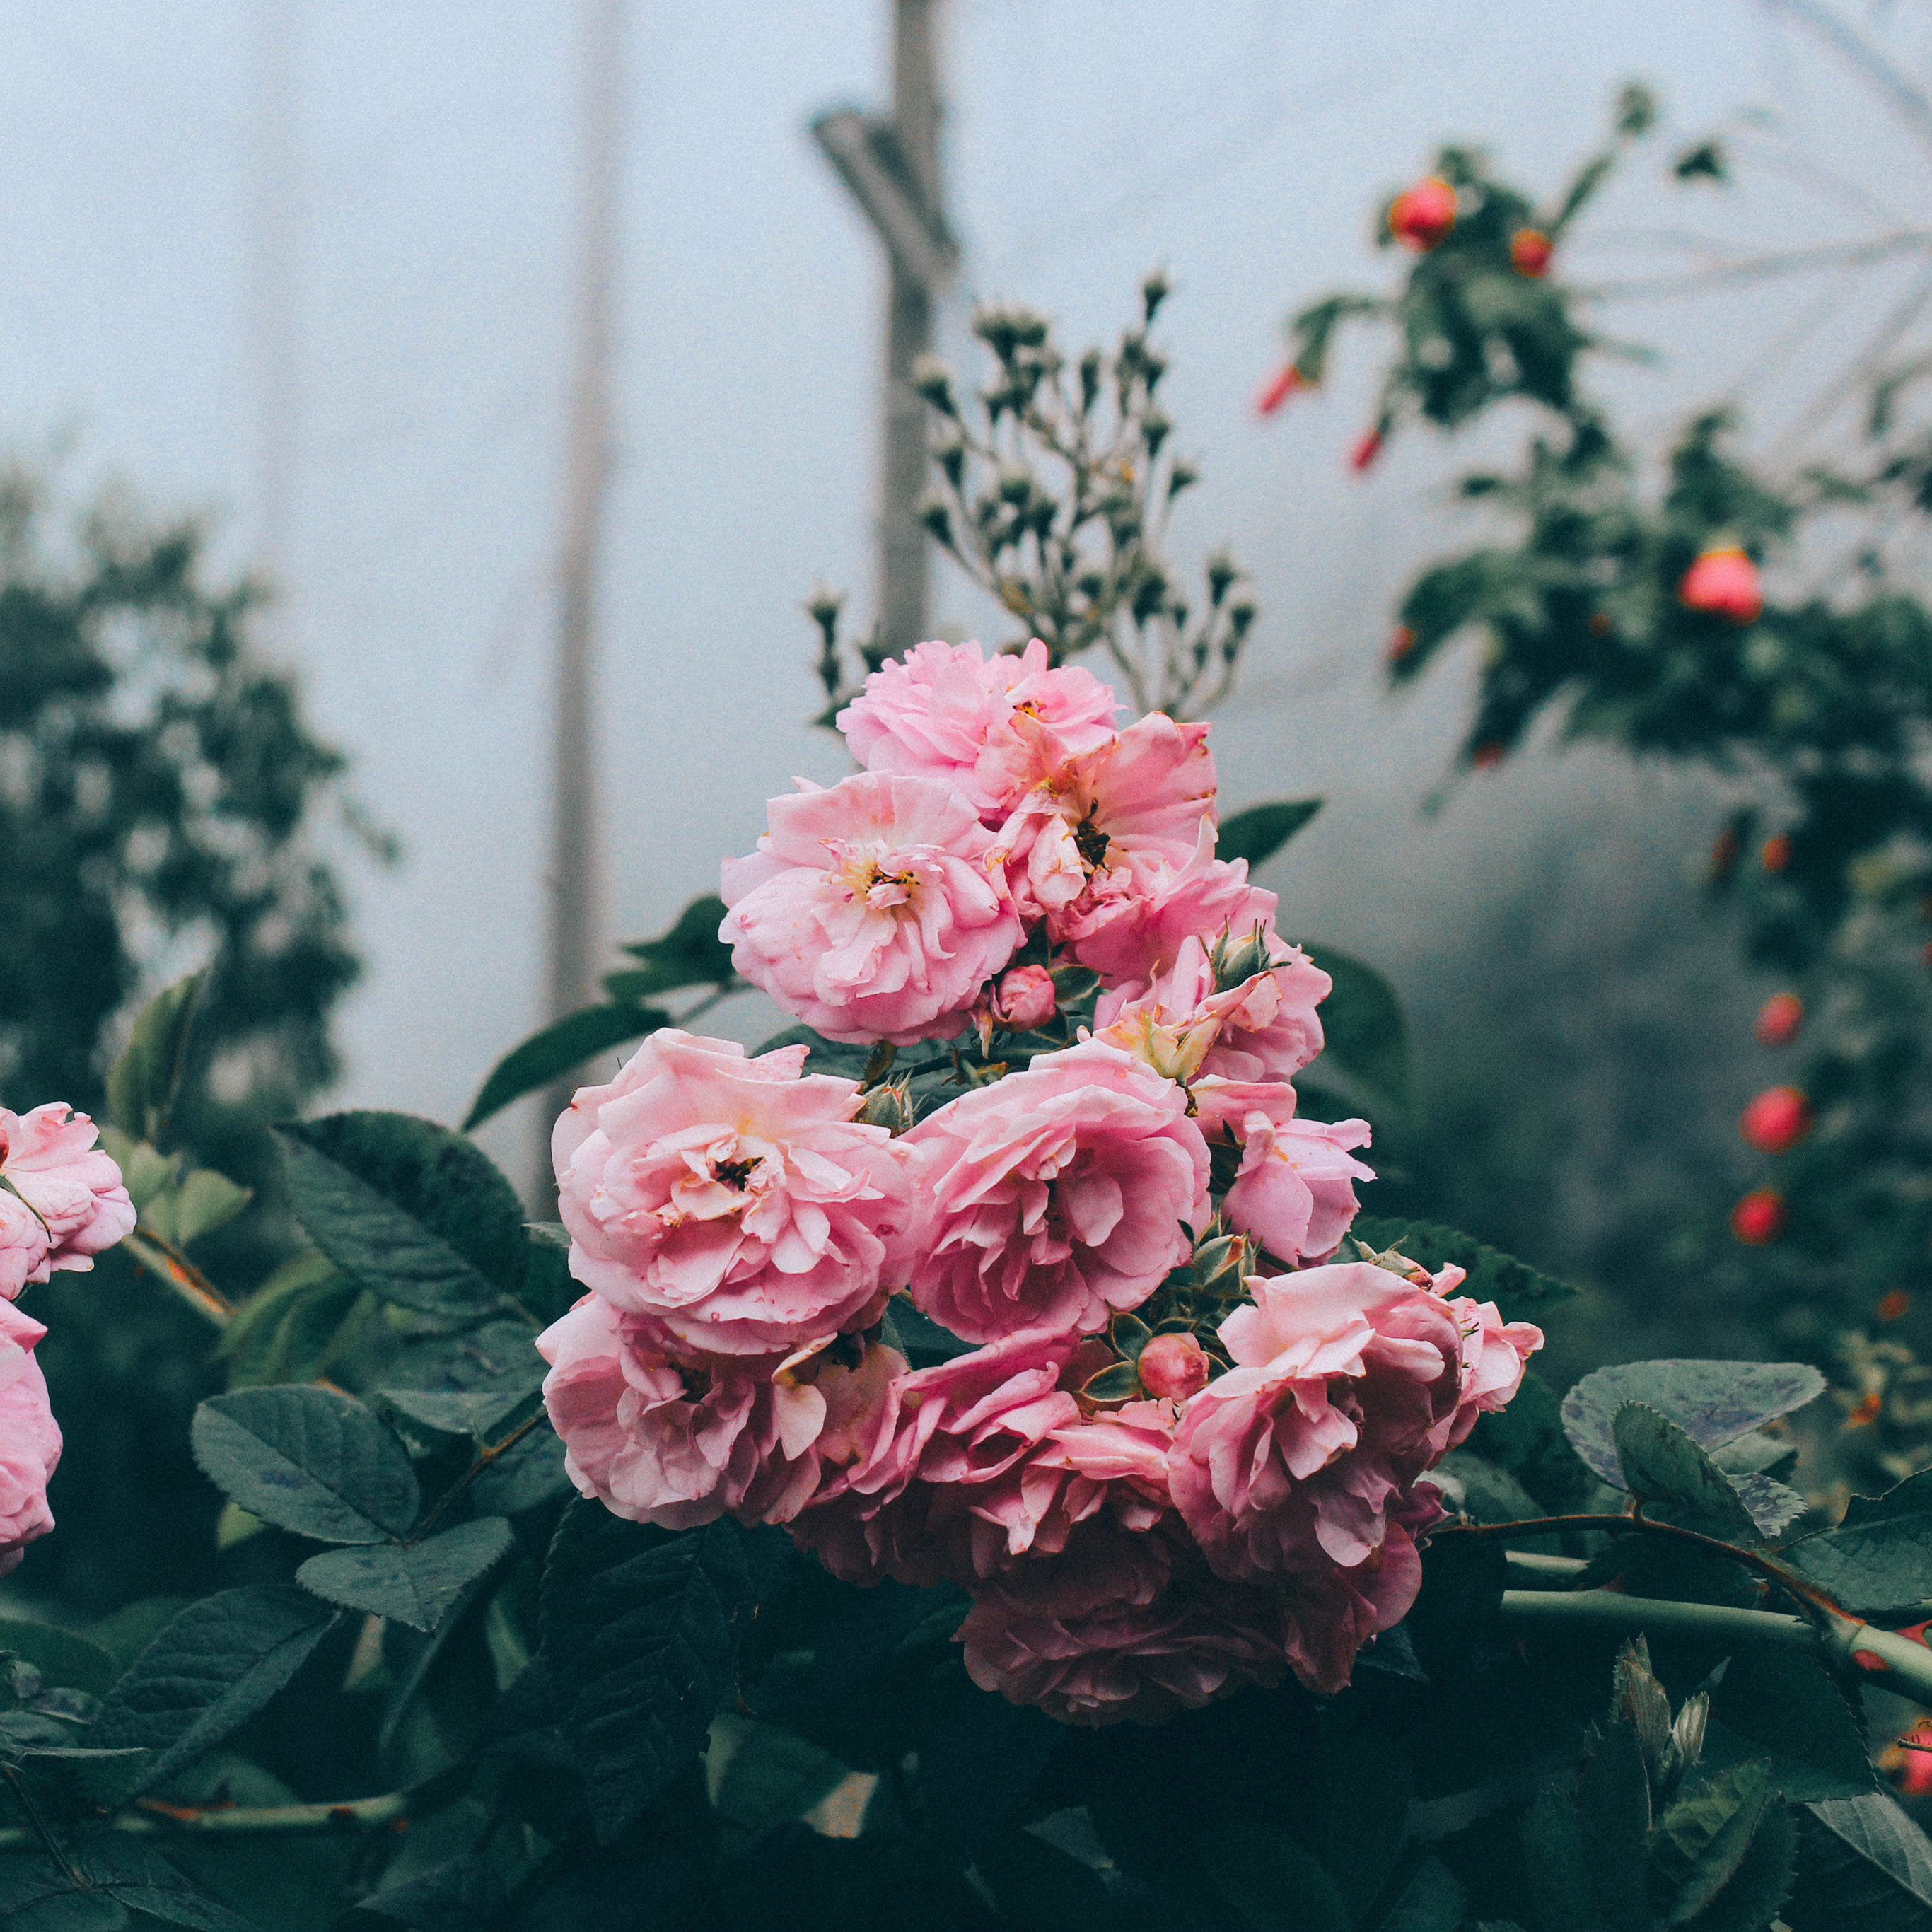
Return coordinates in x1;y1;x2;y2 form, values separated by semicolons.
1095;931;1330;1086
0;1301;59;1577
987;965;1057;1035
0;1105;134;1293
836;638;1119;820
721;772;1025;1046
553;1030;922;1357
1067;822;1276;993
1443;1294;1544;1453
539;1293;904;1531
793;1327;1173;1587
1169;1262;1467;1584
989;714;1217;933
900;1041;1209;1344
958;1519;1291;1726
1192;1085;1373;1266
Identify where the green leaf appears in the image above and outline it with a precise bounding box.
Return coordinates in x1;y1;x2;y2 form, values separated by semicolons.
92;1586;339;1796
16;1747;154;1817
0;1855;128;1928
344;1852;504;1930
708;1716;849;1836
1520;1786;1595;1932
191;1387;419;1543
378;1386;534;1441
1434;1449;1543;1524
296;1518;513;1633
1197;1823;1351;1932
277;1112;528;1322
612;893;737;993
1301;944;1412;1112
1580;1719;1655;1932
1349;1216;1579;1322
140;1169;252;1251
1561;1361;1825;1489
79;1840;260;1931
1319;1728;1412;1919
86;1599;192;1675
105;973;205;1148
750;1025;878;1078
1612;1403;1763;1544
462;1003;667;1134
541;1503;754;1844
1704;1648;1874;1802
1693;1798;1796;1932
216;1255;366;1389
1469;1368;1599;1512
972;1829;1112;1931
1786;1468;1932;1616
1648;1760;1770;1921
1380;1856;1466;1932
1791;1792;1932;1931
1216;798;1322;870
0;1622;119;1699
468;1425;570;1517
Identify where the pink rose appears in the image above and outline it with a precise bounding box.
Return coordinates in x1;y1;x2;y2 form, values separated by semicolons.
987;965;1057;1034
0;1105;134;1293
793;1327;1172;1587
1066;822;1276;992
538;1293;903;1531
1443;1293;1543;1451
901;1041;1209;1343
553;1030;922;1356
989;714;1218;932
1095;931;1330;1086
721;772;1025;1046
0;1301;59;1577
836;638;1119;820
1192;1086;1373;1267
958;1520;1290;1726
1169;1262;1466;1585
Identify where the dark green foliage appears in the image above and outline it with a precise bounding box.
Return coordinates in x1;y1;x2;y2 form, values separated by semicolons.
1300;945;1412;1114
1350;1215;1580;1320
1560;1361;1824;1488
605;894;737;1001
461;1003;665;1134
1611;1404;1769;1543
540;1506;755;1844
1215;798;1322;870
91;1588;336;1796
1786;1469;1932;1615
1790;1793;1932;1930
294;1518;511;1631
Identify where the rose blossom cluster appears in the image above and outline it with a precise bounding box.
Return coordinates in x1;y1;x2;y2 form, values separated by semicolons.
541;639;1542;1724
0;1104;132;1573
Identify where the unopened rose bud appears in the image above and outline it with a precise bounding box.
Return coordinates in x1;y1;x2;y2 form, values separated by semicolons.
990;965;1057;1034
1139;1331;1210;1400
1680;545;1762;624
1731;1187;1785;1245
1509;227;1554;277
1388;175;1457;251
854;1078;915;1134
1755;991;1803;1047
1740;1085;1809;1154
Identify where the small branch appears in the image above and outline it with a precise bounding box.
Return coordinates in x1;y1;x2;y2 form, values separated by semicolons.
0;1791;414;1851
411;1414;543;1542
1;1766;80;1884
121;1231;233;1327
1581;232;1932;301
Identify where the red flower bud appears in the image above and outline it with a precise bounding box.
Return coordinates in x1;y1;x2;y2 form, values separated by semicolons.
1509;227;1554;277
1388;626;1416;663
1255;364;1305;417
1472;740;1504;770
1740;1085;1809;1154
1879;1289;1912;1324
1754;991;1803;1047
1680;545;1763;624
1730;1187;1785;1245
1349;429;1384;472
1138;1332;1210;1402
1762;834;1791;874
1389;175;1457;251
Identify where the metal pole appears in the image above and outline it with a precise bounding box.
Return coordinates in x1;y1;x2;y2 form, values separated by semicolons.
538;0;624;1185
878;0;943;658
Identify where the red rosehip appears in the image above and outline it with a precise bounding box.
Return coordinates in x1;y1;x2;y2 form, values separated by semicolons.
1255;364;1305;416
1389;175;1457;250
1730;1187;1786;1245
1472;740;1504;770
1349;428;1384;472
1879;1289;1912;1324
1754;991;1803;1047
1510;227;1554;277
1138;1332;1210;1401
1388;626;1416;663
1762;834;1791;874
1740;1085;1809;1154
1680;545;1763;624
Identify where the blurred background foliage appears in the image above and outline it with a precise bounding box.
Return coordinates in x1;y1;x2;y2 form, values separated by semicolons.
0;470;383;1613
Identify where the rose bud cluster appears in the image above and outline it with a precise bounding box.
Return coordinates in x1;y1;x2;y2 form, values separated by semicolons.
542;637;1542;1725
0;1105;133;1571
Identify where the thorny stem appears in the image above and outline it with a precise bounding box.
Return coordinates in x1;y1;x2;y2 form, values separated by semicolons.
0;1791;413;1854
1438;1511;1846;1618
411;1413;543;1543
121;1230;233;1326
